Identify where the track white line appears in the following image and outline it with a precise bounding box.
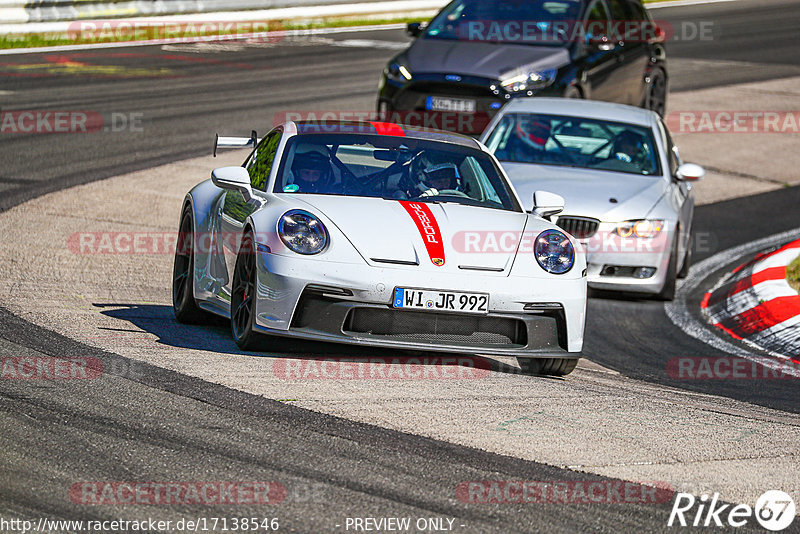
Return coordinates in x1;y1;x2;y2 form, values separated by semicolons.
665;227;800;376
0;0;745;55
646;0;742;9
0;22;410;55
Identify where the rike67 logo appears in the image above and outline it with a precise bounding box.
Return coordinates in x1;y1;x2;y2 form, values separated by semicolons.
669;490;795;531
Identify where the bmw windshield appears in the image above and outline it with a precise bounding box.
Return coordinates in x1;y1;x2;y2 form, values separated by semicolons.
423;0;583;45
485;113;663;176
274;134;521;212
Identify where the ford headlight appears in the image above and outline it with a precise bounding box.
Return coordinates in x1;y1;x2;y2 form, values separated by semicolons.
535;229;575;274
500;69;556;92
278;210;328;255
615;219;665;239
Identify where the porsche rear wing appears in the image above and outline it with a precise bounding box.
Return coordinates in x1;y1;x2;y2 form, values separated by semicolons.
213;131;260;157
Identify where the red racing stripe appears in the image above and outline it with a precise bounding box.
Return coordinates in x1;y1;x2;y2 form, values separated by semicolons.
370;122;405;137
717;296;800;338
399;201;445;267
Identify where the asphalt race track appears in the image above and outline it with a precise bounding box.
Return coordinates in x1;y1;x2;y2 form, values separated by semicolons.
1;0;799;531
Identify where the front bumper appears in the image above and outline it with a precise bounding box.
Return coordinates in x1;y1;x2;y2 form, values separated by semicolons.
253;254;585;357
581;231;673;294
379;74;560;135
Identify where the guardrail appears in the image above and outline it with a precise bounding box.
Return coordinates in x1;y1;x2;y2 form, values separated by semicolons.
1;0;406;24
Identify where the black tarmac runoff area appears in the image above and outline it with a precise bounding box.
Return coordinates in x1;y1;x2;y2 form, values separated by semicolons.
1;0;799;531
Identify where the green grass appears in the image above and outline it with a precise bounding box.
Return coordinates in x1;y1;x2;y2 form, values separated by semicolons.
787;255;800;293
0;16;420;50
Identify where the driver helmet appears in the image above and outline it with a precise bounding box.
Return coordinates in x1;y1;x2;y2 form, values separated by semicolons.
515;115;552;150
612;130;647;162
412;151;461;191
291;145;332;192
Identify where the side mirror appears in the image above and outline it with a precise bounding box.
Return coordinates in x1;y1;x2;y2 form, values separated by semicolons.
676;163;705;182
532;190;565;219
212;166;253;201
406;22;425;38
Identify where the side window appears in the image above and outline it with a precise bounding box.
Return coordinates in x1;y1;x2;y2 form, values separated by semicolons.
608;0;630;20
585;1;611;39
628;0;652;22
247;130;281;191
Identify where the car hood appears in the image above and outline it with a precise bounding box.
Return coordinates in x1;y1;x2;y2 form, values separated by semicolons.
294;196;530;273
404;39;569;80
501;163;668;222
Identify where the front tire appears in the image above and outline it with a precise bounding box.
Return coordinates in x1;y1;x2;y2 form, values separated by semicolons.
231;231;265;350
173;207;211;324
517;357;579;377
563;85;582;99
677;232;692;279
643;68;667;117
657;234;679;301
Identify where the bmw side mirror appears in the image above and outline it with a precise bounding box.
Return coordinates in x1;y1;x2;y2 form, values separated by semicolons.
406;22;425;38
532;191;565;219
212;166;254;201
676;163;705;182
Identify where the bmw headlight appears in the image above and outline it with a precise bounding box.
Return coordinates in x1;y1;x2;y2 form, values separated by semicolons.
615;219;665;239
278;210;328;255
535;229;575;275
500;69;557;93
386;62;412;83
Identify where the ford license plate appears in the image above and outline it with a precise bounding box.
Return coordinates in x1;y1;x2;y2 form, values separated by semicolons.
426;96;477;113
393;288;489;314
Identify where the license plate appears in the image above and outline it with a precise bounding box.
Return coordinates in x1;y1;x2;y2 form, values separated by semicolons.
426;96;477;113
393;288;489;314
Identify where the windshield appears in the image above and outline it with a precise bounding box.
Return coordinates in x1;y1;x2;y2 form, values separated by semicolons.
274;134;520;212
424;0;583;45
485;113;662;176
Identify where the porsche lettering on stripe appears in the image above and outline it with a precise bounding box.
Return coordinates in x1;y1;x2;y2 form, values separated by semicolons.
400;201;445;267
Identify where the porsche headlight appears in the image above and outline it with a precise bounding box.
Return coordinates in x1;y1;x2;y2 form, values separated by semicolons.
535;229;575;275
278;210;328;255
386;63;412;83
500;69;557;92
615;219;665;239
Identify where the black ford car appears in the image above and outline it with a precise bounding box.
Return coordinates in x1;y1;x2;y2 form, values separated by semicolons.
378;0;668;133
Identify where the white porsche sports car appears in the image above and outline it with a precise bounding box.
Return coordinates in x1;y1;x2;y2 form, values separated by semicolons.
172;121;587;376
481;98;705;300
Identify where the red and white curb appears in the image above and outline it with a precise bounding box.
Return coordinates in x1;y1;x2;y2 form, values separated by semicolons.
665;228;800;379
702;239;800;355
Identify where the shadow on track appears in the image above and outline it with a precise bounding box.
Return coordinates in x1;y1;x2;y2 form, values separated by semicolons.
93;303;548;378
